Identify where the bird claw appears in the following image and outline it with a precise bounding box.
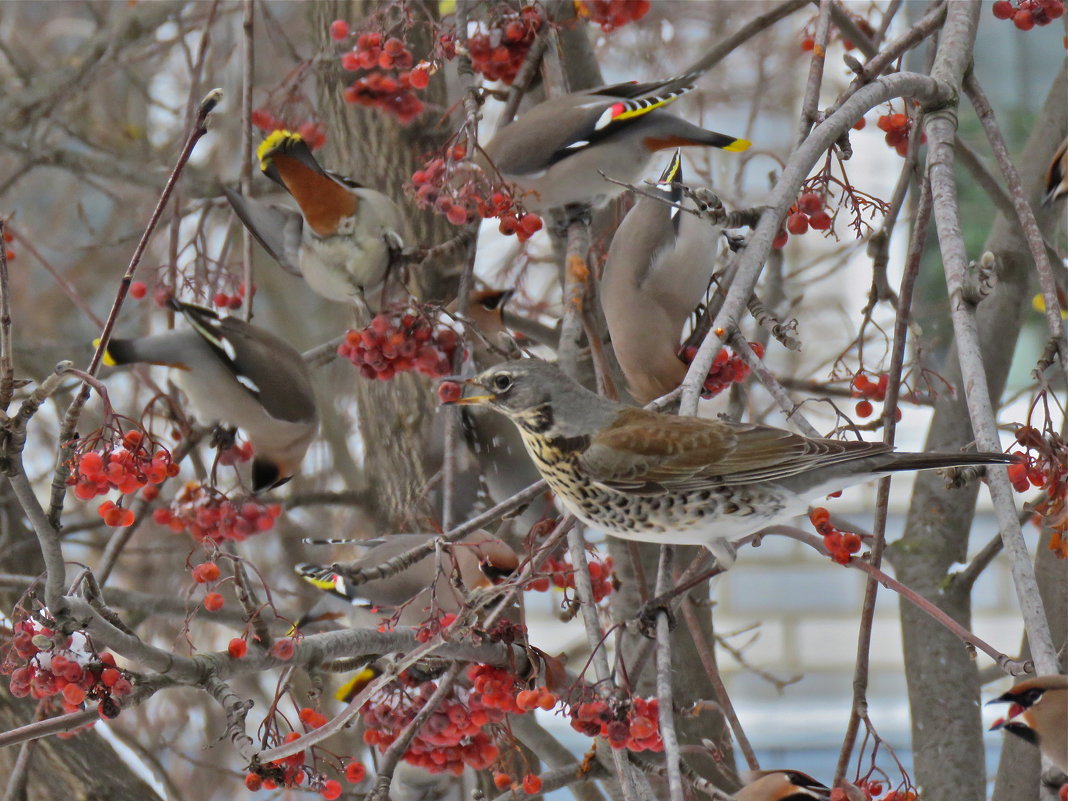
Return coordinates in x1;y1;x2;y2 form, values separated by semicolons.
210;425;238;451
723;231;748;252
636;595;676;639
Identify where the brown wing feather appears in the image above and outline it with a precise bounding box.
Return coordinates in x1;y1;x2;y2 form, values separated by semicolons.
580;408;890;492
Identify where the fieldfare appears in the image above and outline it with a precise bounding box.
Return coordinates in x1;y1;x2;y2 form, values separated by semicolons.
103;299;318;491
223;129;408;312
482;70;749;212
441;359;1013;565
600;150;723;403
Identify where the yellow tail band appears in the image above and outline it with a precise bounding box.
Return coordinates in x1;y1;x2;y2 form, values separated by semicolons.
723;138;751;153
93;338;117;367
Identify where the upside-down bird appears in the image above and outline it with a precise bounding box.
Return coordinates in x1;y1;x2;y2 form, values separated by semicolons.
224;129;409;312
294;531;519;626
102;299;318;492
600;150;722;403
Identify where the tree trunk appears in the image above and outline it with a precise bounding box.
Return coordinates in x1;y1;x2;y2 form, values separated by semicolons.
889;64;1067;801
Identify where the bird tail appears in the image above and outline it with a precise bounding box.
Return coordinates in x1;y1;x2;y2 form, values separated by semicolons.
295;562;344;594
692;129;751;152
878;451;1015;473
334;662;383;703
96;337;136;367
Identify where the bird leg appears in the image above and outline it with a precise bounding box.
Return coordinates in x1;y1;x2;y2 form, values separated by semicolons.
632;547;735;639
209;424;238;451
635;595;677;639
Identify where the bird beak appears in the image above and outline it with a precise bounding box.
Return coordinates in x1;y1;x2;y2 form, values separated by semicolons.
438;377;495;406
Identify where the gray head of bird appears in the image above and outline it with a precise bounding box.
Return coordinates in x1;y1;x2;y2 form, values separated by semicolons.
441;359;616;438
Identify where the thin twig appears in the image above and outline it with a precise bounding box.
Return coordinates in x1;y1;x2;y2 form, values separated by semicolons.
834;173;932;785
795;0;832;148
923;2;1057;675
677;70;953;414
240;0;254;322
963;71;1066;376
47;88;223;527
764;526;1029;674
653;546;683;801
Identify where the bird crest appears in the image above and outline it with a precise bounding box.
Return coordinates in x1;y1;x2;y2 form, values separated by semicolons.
257;129;303;171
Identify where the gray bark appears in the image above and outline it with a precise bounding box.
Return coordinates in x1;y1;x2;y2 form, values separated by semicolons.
889;60;1067;801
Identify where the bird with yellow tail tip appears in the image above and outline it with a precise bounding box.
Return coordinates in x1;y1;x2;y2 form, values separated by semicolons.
294;531;519;629
1044;137;1068;207
600;150;724;403
99;298;318;492
990;674;1068;773
223;129;409;315
482;69;749;212
735;770;832;801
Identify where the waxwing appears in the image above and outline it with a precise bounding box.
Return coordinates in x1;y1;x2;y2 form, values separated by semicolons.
102;299;318;491
483;71;749;211
1043;137;1068;207
600;150;722;402
990;674;1068;772
224;130;409;312
736;770;832;801
294;530;519;626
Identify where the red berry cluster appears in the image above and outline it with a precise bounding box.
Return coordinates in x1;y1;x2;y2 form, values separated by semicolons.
809;507;862;565
413;612;457;642
151;481;283;543
251;110;327;150
877;112;925;157
217;440;254;466
1009;425;1066;557
338;30;428;124
337;309;460;381
69;430;178;526
832;788;917;801
992;0;1064;28
575;0;652;32
527;555;614;603
468;664;525;715
467;6;542;85
850;371;895;420
679;342;764;399
494;771;544;794
213;282;255;311
361;670;502;775
773;191;834;249
410;146;544;238
568;693;663;751
2;620;131;725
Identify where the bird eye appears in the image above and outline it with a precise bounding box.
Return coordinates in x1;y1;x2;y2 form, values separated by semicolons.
491;374;512;393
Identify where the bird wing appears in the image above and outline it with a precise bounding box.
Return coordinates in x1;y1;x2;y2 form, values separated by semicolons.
222;188;303;275
174;301;316;423
487;82;695;176
579;407;890;492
